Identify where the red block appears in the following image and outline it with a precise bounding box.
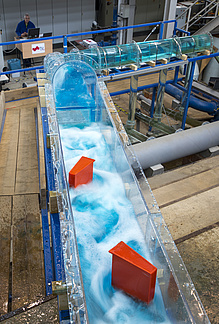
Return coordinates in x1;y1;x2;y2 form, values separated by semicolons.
69;156;95;188
109;241;157;304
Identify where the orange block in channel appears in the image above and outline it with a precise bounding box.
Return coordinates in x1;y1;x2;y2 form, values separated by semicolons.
69;156;95;188
109;241;157;304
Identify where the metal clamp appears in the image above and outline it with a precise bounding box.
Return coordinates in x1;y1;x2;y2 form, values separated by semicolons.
191;36;196;53
101;47;108;69
173;36;182;57
132;40;142;64
116;45;122;68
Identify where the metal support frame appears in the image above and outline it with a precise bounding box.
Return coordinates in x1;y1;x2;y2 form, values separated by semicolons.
0;109;7;142
154;68;168;122
34;108;53;296
41;106;70;322
181;61;196;129
127;74;138;129
148;87;157;132
100;59;187;82
107;50;218;133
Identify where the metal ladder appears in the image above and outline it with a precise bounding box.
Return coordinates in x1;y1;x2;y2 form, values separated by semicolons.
177;0;219;32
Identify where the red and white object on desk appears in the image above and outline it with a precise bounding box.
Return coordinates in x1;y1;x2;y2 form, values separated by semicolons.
82;39;97;49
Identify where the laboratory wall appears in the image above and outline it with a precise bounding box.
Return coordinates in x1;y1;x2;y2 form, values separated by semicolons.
0;0;95;43
134;0;165;36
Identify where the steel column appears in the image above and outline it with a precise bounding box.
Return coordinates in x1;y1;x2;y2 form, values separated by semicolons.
149;87;157;132
154;68;167;122
180;61;196;129
126;74;138;129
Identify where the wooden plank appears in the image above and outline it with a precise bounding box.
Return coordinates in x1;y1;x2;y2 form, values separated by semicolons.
12;194;44;310
160;58;167;64
40;95;46;107
37;101;47;209
160;187;219;241
0;196;12;315
38;87;45;96
102;69;109;76
25;194;45;302
37;79;46;86
181;54;187;61
0;109;20;195
147;61;156;67
106;70;177;93
148;155;219;190
0;91;5;129
36;72;46;79
129;64;138;70
14;107;39;194
12;195;28;309
153;166;219;208
199;57;211;81
4;86;38;102
5;97;38;110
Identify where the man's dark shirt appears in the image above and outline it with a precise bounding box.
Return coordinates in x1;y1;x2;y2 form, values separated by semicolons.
16;20;35;37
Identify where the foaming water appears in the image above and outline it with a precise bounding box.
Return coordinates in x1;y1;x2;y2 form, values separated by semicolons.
60;124;170;324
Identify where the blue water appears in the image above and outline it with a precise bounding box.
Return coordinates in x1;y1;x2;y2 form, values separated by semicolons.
60;124;170;324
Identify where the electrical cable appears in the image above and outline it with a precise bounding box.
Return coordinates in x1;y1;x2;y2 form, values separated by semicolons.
3;47;16;54
67;40;79;52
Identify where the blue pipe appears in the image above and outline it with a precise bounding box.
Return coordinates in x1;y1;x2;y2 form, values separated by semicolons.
63;35;68;53
0;21;176;47
175;27;190;36
165;83;218;114
159;22;164;39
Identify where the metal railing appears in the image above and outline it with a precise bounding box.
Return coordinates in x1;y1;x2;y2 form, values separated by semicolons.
177;0;219;31
0;20;177;76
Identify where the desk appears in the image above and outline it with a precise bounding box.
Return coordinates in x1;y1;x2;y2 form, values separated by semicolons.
15;38;53;59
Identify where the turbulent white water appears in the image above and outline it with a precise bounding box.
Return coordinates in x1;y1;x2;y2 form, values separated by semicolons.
60;124;170;324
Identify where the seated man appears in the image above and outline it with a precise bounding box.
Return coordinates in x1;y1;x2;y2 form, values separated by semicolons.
15;13;35;68
16;13;35;38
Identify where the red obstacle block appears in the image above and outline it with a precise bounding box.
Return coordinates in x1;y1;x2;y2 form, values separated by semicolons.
69;156;95;188
109;241;157;304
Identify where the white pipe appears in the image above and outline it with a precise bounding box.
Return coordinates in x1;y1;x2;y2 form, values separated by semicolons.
133;121;219;169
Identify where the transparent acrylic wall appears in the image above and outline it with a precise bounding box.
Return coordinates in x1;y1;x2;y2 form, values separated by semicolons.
178;34;213;55
45;83;89;324
69;34;212;70
44;34;213;76
44;58;210;323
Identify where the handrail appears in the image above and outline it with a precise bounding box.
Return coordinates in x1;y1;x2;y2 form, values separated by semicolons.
181;0;218;30
0;20;177;75
176;0;200;21
0;20;176;47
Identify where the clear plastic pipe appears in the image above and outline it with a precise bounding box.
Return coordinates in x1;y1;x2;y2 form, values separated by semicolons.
45;34;213;79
